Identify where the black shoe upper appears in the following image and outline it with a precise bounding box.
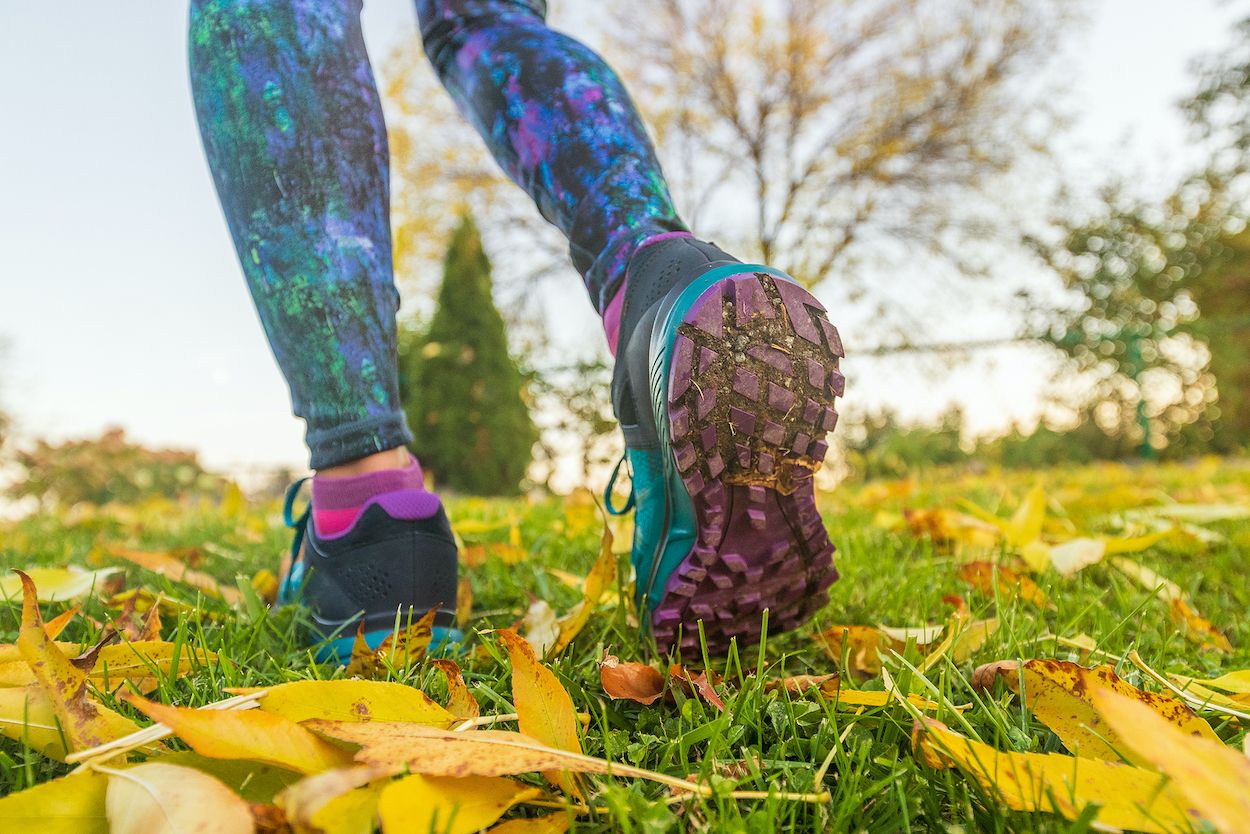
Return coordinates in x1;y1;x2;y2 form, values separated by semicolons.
611;237;739;450
300;503;459;637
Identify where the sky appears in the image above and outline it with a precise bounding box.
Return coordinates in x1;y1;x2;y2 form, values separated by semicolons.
0;0;1244;483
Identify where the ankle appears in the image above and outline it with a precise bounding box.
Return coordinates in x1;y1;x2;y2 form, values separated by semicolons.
317;446;411;479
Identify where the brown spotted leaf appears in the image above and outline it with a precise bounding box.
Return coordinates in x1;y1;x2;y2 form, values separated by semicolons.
14;571;145;753
972;659;1219;763
431;659;480;720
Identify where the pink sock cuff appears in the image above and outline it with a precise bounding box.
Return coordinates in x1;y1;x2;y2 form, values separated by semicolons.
311;454;426;510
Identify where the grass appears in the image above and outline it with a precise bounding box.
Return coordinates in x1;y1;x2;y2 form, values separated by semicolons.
2;457;1248;832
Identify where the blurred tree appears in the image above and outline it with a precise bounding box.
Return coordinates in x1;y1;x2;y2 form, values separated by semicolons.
841;407;969;480
601;0;1072;292
1038;16;1250;454
399;213;537;495
8;428;222;509
527;358;621;490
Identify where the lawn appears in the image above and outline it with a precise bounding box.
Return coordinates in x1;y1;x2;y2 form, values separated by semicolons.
1;458;1248;833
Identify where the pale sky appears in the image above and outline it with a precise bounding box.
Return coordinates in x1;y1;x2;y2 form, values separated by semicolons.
0;1;1244;481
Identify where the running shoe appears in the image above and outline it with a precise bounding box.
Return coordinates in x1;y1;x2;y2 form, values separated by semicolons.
279;480;463;662
608;237;844;655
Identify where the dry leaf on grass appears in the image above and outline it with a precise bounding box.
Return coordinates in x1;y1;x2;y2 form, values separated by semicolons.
103;762;253;834
669;665;726;712
14;571;145;753
912;717;1196;833
1176;669;1250;695
957;561;1051;609
0;771;109;834
0;640;215;694
1170;598;1233;653
431;659;480;720
972;659;1218;762
126;694;353;774
105;548;241;605
228;679;455;727
600;655;665;705
497;629;584;798
488;813;572;833
0;568;121;603
344;609;439;678
377;773;540;834
548;511;616;659
1091;687;1250;834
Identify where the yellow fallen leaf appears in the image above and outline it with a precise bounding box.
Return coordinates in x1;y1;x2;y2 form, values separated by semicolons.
377;773;540;834
548;510;616;659
0;568;120;603
1170;599;1233;653
1101;529;1173;555
1111;557;1184;601
2;641;216;694
462;542;528;567
234;679;455;727
1181;670;1250;695
15;571;144;752
126;693;353;774
497;629;583;798
457;576;474;629
309;719;737;795
951;618;1000;663
276;765;389;834
0;771;109;834
0;685;74;759
106;548;242;605
814;625;892;676
957;561;1051;609
489;813;572;833
877;623;946;645
1006;483;1047;546
103;762;253;834
903;508;1000;550
431;659;480;720
913;717;1196;833
1091;688;1250;834
1047;538;1105;576
972;659;1218;762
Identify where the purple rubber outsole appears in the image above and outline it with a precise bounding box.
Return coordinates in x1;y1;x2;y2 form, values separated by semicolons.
653;271;844;655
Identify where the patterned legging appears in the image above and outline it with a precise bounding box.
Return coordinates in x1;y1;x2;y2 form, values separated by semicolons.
188;0;686;468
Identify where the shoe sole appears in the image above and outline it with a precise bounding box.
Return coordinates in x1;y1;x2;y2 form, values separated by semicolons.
651;270;843;655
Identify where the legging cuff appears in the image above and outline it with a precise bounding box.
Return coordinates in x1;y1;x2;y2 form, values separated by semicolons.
306;412;415;470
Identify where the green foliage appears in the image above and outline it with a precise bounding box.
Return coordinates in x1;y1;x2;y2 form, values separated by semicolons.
1038;16;1250;455
399;213;536;495
841;408;969;480
529;358;621;490
7;427;222;509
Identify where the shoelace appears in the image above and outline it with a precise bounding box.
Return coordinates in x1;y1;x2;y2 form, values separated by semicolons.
603;453;636;516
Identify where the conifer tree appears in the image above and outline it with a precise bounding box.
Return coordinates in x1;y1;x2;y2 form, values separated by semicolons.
400;213;536;494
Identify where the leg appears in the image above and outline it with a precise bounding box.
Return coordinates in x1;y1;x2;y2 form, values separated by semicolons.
189;0;408;471
417;0;689;333
189;0;458;658
417;2;845;655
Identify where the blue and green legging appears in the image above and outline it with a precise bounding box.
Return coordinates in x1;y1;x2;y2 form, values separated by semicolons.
188;0;689;468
